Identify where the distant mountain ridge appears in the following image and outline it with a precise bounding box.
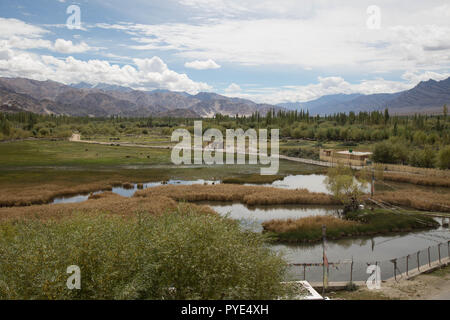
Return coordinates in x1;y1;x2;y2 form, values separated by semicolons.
0;77;281;118
1;76;449;117
278;77;450;115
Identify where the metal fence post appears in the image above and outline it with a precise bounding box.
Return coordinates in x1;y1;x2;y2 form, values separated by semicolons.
350;259;354;285
303;265;306;281
417;252;420;272
438;243;441;264
391;259;397;281
428;247;431;267
406;255;409;277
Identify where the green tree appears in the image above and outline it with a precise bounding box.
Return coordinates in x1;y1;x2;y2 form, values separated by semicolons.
437;146;450;169
372;141;393;163
325;164;368;213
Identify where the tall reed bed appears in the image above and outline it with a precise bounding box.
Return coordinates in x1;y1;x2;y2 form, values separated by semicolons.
382;172;450;188
262;209;439;243
372;163;450;178
374;190;450;212
0;192;215;221
134;184;340;206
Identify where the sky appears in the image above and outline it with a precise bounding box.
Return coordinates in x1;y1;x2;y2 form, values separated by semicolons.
0;0;449;104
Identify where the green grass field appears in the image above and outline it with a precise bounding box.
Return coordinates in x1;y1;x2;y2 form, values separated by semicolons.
0;139;327;205
0;140;172;167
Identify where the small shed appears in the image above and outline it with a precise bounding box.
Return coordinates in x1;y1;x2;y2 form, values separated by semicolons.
320;149;372;166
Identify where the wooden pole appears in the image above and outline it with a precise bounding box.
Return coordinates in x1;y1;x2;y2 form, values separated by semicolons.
417;252;420;272
406;255;409;277
391;259;397;281
303;265;306;281
428;247;431;267
322;225;327;295
438;243;441;264
448;241;450;261
371;171;375;197
350;258;354;285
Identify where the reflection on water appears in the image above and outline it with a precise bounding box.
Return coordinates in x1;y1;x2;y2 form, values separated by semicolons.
263;175;330;193
49;173;450;282
207;202;341;232
278;225;450;282
52;174;339;204
275;226;450;264
53;194;91;204
257;174;370;194
52;179;217;203
208;201;450;282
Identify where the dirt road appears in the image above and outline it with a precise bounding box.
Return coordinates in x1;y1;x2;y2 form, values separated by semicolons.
330;265;450;300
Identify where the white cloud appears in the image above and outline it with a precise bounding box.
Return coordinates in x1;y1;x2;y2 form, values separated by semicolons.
0;18;210;94
98;1;450;74
0;44;211;94
53;39;90;53
402;71;450;83
0;19;91;54
184;59;221;70
225;83;241;93
0;18;48;39
223;71;450;104
1;37;91;54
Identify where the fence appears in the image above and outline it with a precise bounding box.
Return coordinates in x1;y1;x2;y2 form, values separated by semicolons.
287;240;450;283
371;163;450;178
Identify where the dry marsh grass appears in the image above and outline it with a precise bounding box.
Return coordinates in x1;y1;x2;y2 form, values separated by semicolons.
222;174;284;185
374;190;450;212
0;192;216;221
382;172;450;188
263;209;439;243
0;182;115;207
373;163;450;178
134;184;340;206
263;215;358;234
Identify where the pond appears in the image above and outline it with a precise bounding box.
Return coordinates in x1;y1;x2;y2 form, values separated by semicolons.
211;201;450;282
49;174;450;283
51;173;369;204
52;179;218;204
205;202;342;232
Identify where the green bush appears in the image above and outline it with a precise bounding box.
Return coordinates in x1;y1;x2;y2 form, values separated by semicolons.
437;146;450;169
372;141;409;164
0;207;286;300
38;127;50;136
409;147;436;168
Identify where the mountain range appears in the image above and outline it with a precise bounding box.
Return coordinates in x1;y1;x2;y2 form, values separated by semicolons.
0;76;449;117
278;77;450;115
0;77;279;118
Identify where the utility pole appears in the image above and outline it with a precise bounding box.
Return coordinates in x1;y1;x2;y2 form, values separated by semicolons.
322;225;328;295
371;170;375;197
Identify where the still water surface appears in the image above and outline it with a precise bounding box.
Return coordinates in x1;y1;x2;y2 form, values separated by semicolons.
50;175;450;281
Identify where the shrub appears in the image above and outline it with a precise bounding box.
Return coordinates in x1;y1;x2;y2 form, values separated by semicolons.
437;146;450;169
372;141;393;163
0;207;286;300
325;165;368;213
38;127;50;136
408;147;436;168
372;141;409;164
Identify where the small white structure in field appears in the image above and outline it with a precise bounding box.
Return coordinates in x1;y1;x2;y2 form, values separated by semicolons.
69;133;81;142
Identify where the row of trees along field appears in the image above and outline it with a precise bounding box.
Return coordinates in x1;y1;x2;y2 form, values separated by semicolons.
1;106;449;169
